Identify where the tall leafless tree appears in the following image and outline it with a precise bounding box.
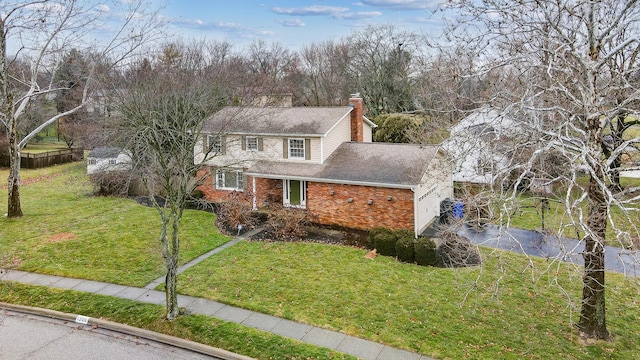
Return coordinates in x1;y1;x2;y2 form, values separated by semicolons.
444;0;640;340
296;40;352;106
347;24;424;117
114;41;231;321
0;0;162;217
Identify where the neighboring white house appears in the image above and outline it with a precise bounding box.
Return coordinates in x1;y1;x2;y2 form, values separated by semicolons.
86;147;131;175
442;107;518;185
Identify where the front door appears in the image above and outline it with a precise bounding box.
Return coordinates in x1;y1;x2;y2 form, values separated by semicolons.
284;180;306;208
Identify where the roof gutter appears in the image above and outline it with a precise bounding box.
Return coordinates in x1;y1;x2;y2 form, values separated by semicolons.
244;172;417;190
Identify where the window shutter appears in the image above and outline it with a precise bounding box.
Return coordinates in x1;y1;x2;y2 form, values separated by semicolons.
258;137;264;151
305;139;311;160
241;136;246;151
283;139;288;159
221;136;226;155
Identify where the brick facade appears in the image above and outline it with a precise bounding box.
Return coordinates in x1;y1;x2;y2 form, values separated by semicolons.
307;182;414;231
196;168;235;202
197;167;415;232
253;176;283;206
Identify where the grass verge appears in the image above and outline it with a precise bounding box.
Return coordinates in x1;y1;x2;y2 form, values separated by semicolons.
0;282;354;360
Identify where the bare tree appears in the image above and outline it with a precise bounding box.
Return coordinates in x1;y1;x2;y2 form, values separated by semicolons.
444;0;640;340
245;40;298;99
0;0;162;217
347;24;424;117
115;41;229;321
296;40;351;106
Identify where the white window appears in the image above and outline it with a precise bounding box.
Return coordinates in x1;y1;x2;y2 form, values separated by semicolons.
208;135;223;154
88;159;97;165
108;159;117;165
216;169;244;190
246;136;258;151
288;138;305;159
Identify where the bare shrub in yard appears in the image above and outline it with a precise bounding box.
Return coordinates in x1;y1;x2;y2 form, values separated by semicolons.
437;231;482;268
265;205;314;241
89;171;131;197
216;191;258;234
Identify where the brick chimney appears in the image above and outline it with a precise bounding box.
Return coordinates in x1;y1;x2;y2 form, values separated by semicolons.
349;93;364;142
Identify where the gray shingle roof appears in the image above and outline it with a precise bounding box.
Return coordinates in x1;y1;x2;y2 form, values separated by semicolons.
88;147;124;159
246;142;440;187
204;106;352;136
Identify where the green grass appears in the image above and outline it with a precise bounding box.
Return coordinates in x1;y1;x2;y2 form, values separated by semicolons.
0;162;229;286
178;241;640;359
0;282;354;360
22;141;70;153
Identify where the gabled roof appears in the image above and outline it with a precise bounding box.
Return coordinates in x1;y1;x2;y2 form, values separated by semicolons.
246;142;440;188
204;106;375;136
450;107;517;136
87;147;125;159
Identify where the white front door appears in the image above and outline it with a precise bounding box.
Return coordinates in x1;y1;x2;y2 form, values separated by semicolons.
284;180;306;208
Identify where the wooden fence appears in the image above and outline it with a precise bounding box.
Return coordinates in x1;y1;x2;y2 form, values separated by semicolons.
19;149;84;169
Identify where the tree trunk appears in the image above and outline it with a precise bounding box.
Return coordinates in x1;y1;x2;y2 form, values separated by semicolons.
578;170;609;339
7;119;23;218
164;212;181;321
164;257;179;321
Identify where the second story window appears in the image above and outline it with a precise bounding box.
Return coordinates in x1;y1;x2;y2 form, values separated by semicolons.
246;137;258;151
207;135;224;155
289;138;305;159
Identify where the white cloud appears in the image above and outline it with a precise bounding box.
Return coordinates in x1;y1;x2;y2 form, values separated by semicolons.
95;4;111;13
360;0;437;10
271;6;349;17
277;18;306;27
271;5;381;20
335;11;382;20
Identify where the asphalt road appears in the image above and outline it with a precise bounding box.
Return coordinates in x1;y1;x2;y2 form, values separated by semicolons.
0;308;218;360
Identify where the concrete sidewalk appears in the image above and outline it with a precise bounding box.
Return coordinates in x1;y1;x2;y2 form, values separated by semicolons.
1;229;432;360
1;270;430;360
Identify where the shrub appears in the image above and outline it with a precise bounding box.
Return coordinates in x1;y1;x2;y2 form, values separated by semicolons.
369;227;391;246
373;229;397;257
437;231;482;267
216;191;257;235
89;171;131;197
415;237;439;266
395;234;415;263
264;205;314;241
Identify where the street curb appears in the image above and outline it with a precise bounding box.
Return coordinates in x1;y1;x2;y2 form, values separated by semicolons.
0;302;255;360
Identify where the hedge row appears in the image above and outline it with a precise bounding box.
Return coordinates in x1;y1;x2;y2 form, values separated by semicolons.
369;228;439;267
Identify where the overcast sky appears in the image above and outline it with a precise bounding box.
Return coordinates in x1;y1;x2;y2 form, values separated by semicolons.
159;0;446;49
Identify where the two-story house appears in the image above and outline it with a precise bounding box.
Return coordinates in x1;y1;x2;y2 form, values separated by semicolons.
195;95;453;236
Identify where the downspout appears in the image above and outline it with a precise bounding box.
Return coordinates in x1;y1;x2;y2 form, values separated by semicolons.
252;176;257;210
412;186;418;238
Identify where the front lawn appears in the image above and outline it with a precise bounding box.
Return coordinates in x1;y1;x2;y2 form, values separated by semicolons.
0;162;228;286
179;241;640;359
